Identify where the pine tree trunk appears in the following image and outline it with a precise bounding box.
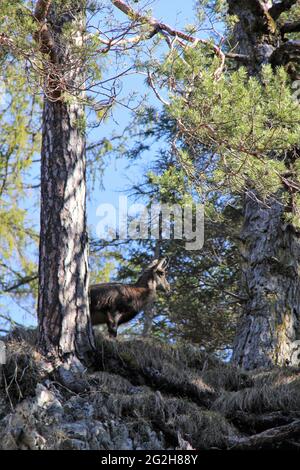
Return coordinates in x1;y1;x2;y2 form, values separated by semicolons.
37;1;95;364
142;305;155;337
228;0;300;368
142;243;161;337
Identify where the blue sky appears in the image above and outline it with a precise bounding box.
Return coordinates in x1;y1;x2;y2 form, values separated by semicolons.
87;0;197;233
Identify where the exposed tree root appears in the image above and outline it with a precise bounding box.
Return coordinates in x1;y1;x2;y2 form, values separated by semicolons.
228;420;300;450
229;410;300;434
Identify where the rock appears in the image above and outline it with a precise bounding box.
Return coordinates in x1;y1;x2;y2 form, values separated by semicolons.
60;422;88;440
63;397;94;420
18;429;46;450
36;384;62;413
60;438;90;450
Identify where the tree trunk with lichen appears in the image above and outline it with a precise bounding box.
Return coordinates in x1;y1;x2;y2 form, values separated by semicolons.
229;0;300;369
37;0;95;366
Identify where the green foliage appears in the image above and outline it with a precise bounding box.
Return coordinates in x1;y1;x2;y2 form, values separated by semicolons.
0;1;36;53
97;141;241;350
160;52;300;201
279;3;300;40
0;61;41;317
89;255;117;285
195;0;228;26
147;167;194;205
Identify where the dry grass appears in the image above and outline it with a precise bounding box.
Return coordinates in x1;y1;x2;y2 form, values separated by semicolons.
213;368;300;415
202;364;253;392
91;388;238;449
94;333;217;406
1;328;300;449
1;338;43;408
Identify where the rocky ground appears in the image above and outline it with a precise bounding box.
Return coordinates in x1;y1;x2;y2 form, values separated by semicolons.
0;328;300;450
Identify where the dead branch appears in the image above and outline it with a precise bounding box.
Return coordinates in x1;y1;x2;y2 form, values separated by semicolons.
146;71;170;106
0;314;24;329
225;52;250;63
281;21;300;36
270;39;300;80
269;0;299;20
2;275;38;293
230;410;300;434
0;33;14;49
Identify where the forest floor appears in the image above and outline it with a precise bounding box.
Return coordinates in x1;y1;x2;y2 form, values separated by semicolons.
0;327;300;450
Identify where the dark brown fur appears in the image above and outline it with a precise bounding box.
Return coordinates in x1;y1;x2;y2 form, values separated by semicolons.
89;259;170;337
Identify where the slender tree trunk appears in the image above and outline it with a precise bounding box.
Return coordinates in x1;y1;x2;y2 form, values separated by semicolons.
228;0;300;368
37;1;95;364
142;304;155;337
142;242;161;337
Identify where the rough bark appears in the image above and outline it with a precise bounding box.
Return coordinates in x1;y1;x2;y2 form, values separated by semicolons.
228;0;300;368
228;420;300;450
142;304;155;337
233;195;300;368
37;1;95;364
142;244;160;337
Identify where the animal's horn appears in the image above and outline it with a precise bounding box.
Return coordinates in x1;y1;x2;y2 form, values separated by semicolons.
157;258;167;269
148;258;159;269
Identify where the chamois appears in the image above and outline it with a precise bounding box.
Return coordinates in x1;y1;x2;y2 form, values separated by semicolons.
89;258;170;337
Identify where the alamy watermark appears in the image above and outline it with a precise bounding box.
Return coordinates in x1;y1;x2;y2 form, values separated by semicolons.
0;341;6;365
95;196;204;251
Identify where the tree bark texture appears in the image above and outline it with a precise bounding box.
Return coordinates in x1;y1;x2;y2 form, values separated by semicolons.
37;1;95;362
228;0;300;368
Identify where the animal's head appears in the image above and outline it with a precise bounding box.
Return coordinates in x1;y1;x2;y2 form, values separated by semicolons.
147;257;170;292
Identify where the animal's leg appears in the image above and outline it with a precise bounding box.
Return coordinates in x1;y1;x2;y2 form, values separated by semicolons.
107;311;122;338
